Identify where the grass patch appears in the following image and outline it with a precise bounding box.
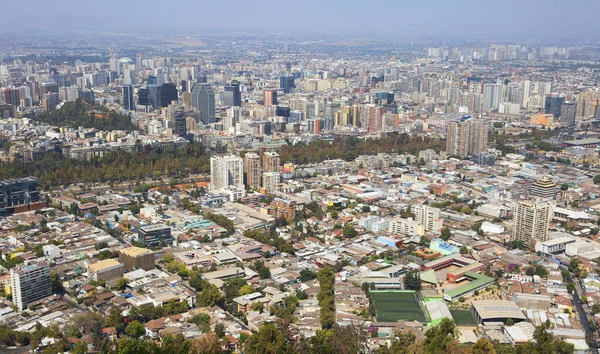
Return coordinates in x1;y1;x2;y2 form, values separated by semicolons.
450;309;476;326
371;291;427;323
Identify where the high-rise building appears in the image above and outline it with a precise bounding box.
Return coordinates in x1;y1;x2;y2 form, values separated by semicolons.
263;152;280;172
224;80;241;107
160;83;178;107
263;89;278;106
225;107;241;132
560;102;576;126
42;93;59;112
210;155;244;191
244;152;262;190
413;205;442;233
545;94;564;118
446;119;489;158
3;88;20;107
191;83;215;124
262;172;281;194
513;199;551;249
280;76;295;94
483;83;502;110
10;261;52;310
530;176;557;200
122;85;134;111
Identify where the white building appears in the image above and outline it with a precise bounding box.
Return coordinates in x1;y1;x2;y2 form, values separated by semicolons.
10;261;53;310
481;222;505;234
210;155;245;201
414;205;442;233
388;217;424;236
262;172;281;194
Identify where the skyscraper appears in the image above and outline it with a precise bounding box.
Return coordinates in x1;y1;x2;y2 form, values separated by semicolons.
280;75;295;93
191;83;215;124
210;155;244;191
513;199;551;249
262;172;281;194
446;119;489;158
244;152;262;190
263;89;278;106
160;83;178;107
545;94;564;118
10;261;52;310
122;85;134;111
483;83;502;110
560;102;576;126
224;80;241;107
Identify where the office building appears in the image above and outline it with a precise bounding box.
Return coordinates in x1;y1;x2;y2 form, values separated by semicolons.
225;106;241;132
10;261;52;310
0;177;42;217
42;93;59;112
210;155;244;191
3;88;20;107
262;172;280;194
560;102;576;126
446;119;489;158
280;75;295;93
414;205;442;233
122;85;134;111
191;83;215;124
263;89;278;106
545;94;564;118
88;259;125;282
119;247;155;271
530;176;557;200
263;152;280;172
224;80;241;107
137;225;173;247
160;83;177;107
244;152;262;190
513;199;551;249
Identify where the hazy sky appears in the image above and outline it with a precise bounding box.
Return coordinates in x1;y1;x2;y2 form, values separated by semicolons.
4;0;600;39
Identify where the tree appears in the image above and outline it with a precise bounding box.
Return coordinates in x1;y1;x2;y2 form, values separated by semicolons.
190;332;221;354
342;224;357;238
403;271;422;291
594;175;600;185
104;307;124;329
331;325;369;354
560;184;569;191
258;266;272;279
422;318;457;353
244;323;286;354
252;302;265;313
472;337;496;354
239;284;254;296
440;227;451;241
460;246;469;255
125;321;145;338
214;322;225;338
592;304;600;314
300;269;317;282
361;205;371;213
115;277;130;291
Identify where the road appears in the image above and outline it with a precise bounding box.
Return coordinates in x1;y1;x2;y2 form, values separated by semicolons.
561;264;598;353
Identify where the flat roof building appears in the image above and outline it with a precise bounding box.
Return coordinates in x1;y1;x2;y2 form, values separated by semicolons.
10;261;52;310
137;224;173;248
88;259;125;282
471;300;527;325
119;247;155;271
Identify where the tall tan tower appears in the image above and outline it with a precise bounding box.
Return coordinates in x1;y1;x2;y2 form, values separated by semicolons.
512;199;552;249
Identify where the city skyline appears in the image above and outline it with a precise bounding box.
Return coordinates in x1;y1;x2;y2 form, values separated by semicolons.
2;0;600;39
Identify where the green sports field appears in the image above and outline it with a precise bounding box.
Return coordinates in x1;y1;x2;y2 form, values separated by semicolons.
371;291;428;323
449;310;477;326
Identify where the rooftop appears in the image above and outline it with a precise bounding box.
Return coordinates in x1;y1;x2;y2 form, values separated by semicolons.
120;246;154;257
88;259;122;272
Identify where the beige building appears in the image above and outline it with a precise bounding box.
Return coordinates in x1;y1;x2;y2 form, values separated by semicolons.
446;119;488;158
513;199;552;249
88;259;125;282
244;152;262;190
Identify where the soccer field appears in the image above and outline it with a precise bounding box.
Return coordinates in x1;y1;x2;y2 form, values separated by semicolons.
371;291;428;323
449;310;477;326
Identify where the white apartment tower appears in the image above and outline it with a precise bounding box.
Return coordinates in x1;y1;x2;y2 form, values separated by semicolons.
10;261;53;310
414;205;442;233
210;155;244;191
